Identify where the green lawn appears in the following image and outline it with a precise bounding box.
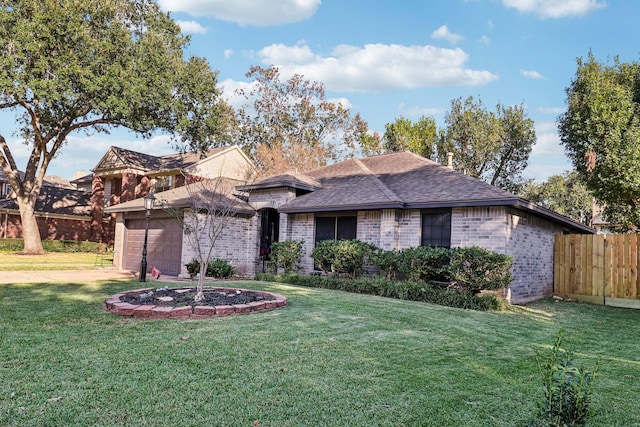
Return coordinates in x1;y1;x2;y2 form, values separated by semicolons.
0;252;102;270
1;279;639;426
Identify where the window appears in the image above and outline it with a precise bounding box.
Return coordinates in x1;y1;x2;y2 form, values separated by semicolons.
0;183;10;197
315;215;357;243
154;175;173;193
421;209;451;248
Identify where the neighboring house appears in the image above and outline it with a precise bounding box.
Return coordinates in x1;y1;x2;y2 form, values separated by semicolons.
105;177;256;277
0;169;93;240
106;151;594;304
73;144;254;243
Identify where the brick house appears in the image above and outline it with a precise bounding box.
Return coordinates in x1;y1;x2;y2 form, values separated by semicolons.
0;170;93;241
241;151;594;303
106;151;594;304
75;144;254;244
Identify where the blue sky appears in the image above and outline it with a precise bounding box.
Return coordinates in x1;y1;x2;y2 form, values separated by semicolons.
5;0;637;182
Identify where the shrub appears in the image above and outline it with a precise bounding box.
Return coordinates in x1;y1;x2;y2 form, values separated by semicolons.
396;246;451;282
255;273;507;311
185;258;236;278
0;238;105;253
269;240;304;273
448;246;513;294
530;331;599;427
370;249;402;280
185;259;200;277
310;239;380;278
207;258;235;278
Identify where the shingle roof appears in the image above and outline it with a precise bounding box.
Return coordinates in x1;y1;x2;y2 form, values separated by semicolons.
104;177;254;216
92;146;227;174
0;186;91;216
0;169;74;189
276;151;516;212
254;151;593;233
237;172;322;192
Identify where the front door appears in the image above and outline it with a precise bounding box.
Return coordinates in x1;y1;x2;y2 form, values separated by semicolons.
259;208;279;272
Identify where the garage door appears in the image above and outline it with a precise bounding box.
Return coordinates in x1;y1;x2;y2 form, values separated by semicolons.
124;217;183;276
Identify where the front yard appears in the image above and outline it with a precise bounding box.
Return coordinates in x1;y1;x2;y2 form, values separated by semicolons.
1;278;639;426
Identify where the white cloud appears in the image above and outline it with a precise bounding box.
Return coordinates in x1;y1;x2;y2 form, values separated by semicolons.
503;0;605;18
478;35;491;45
224;49;234;59
430;25;464;44
521;69;544;79
251;42;498;92
524;120;572;181
400;104;445;119
219;78;255;110
538;106;565;114
158;0;320;26
176;20;207;34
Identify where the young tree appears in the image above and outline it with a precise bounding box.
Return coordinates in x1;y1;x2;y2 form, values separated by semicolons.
234;66;368;176
558;52;640;231
518;172;593;225
160;176;251;301
0;0;232;253
437;96;536;192
382;116;438;159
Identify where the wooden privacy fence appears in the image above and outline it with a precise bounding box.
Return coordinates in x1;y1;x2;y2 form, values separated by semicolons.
554;234;640;309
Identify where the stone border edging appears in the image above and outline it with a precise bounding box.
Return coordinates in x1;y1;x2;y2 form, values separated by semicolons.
104;286;288;320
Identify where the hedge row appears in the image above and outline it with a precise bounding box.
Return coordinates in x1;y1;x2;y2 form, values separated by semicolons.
0;238;106;253
306;240;513;294
255;273;509;311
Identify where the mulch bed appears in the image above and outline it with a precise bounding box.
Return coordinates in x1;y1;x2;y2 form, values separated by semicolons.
120;287;275;308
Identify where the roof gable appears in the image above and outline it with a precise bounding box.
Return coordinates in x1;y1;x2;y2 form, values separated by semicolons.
93;146;163;173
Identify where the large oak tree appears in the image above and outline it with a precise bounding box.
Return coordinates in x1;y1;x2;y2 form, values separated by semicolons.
558;52;640;231
0;0;232;253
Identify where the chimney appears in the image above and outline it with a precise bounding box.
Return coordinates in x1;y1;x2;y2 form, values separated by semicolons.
447;152;454;169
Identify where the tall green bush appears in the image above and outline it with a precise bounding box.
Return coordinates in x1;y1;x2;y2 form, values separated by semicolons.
311;239;380;278
396;246;451;282
371;245;513;294
448;246;513;294
269;240;304;273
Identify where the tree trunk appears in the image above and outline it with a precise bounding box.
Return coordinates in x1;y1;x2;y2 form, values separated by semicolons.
18;196;44;254
194;260;207;302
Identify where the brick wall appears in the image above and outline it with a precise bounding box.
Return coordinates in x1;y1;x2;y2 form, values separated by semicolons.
0;212;92;241
504;208;563;304
451;206;563;304
179;212;258;278
287;213;315;272
451;206;508;252
357;211;381;247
